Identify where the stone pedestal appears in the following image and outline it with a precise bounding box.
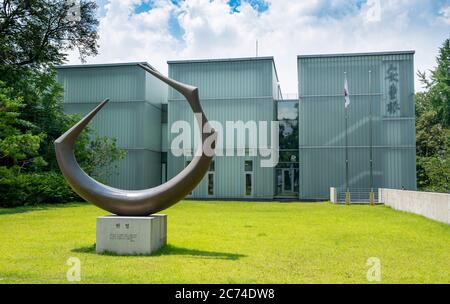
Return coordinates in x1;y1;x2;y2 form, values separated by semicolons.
96;214;167;255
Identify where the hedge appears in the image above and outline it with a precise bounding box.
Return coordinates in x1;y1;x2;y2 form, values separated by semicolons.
0;169;80;207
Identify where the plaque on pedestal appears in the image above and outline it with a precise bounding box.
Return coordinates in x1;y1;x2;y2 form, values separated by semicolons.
96;215;167;255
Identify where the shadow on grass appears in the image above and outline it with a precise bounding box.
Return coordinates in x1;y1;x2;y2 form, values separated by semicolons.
72;244;246;260
0;202;89;215
0;207;33;215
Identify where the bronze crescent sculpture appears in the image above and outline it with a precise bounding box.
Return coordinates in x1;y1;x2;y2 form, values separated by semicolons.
54;64;216;216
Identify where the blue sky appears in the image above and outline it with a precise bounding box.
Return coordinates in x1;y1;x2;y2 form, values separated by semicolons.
97;0;275;40
227;0;269;13
127;0;271;14
74;0;450;93
132;1;186;41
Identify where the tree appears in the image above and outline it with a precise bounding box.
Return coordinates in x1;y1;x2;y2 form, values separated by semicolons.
0;0;98;68
0;81;45;170
416;38;450;193
0;0;127;206
417;38;450;128
0;76;127;207
81;135;126;182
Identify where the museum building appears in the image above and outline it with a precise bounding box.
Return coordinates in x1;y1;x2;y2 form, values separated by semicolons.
56;51;416;201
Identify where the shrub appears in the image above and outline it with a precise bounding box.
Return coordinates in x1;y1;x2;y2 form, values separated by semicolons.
0;168;79;207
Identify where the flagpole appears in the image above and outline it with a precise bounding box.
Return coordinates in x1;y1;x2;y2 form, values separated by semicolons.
345;72;350;205
369;70;374;205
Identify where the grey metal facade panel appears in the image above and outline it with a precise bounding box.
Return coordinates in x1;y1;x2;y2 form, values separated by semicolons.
63;102;161;151
297;50;414;59
56;61;155;69
167;152;184;183
298;52;416;199
57;63;168;106
161;123;168;152
57;64;165;190
168;56;275;64
167;98;276;199
168;98;276;148
57;65;146;103
168;59;276;99
108;149;161;190
298;53;414;99
299;147;416;200
299;96;415;147
272;64;281;100
168;154;274;199
167;58;278;199
145;71;168;107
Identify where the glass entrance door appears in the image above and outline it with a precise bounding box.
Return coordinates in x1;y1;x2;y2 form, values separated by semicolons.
283;169;293;193
275;167;299;197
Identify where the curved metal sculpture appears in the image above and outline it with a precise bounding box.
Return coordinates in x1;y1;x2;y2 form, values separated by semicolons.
55;64;216;216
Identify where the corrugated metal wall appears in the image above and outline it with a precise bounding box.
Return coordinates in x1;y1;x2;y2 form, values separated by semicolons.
167;58;278;199
298;52;416;199
58;65;146;103
168;58;274;99
57;63;166;190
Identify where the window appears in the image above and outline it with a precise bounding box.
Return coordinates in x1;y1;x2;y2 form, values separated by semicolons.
245;173;252;196
244;160;253;196
277;100;299;153
208;173;214;196
161;152;167;183
161;104;168;123
207;160;215;196
245;160;253;172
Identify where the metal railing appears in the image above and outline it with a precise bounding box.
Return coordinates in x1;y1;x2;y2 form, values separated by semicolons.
281;93;299;100
336;187;379;203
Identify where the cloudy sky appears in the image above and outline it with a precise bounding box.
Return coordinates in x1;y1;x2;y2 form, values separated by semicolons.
67;0;450;94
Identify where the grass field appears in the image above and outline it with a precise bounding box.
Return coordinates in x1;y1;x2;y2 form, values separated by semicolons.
0;201;449;284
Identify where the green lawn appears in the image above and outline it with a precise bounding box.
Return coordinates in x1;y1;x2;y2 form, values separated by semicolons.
0;201;449;283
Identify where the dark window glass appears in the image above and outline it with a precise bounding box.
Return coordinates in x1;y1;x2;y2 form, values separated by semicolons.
279;120;299;149
245;173;252;196
279;150;299;163
277;100;298;121
161;104;168;123
275;167;299;197
208;173;214;196
161;152;167;163
278;100;299;150
245;160;253;172
284;169;292;192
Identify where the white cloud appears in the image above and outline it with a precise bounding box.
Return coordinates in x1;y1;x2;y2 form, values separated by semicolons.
439;5;450;25
67;0;180;75
67;0;450;93
278;106;298;120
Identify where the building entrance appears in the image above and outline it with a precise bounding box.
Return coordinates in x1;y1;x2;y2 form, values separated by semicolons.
275;167;299;198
